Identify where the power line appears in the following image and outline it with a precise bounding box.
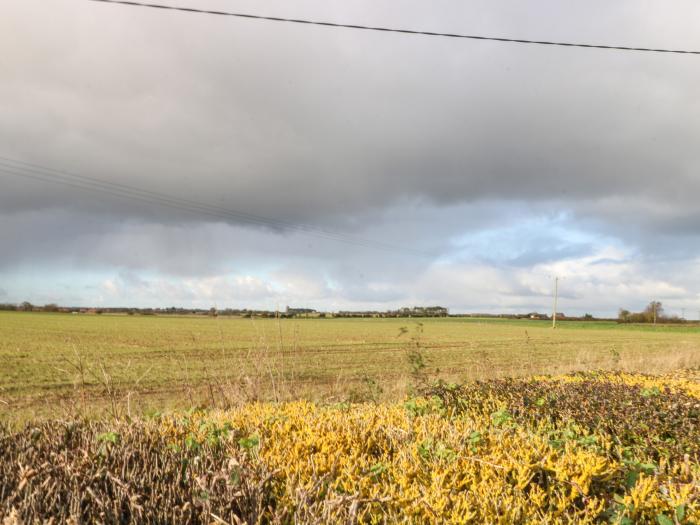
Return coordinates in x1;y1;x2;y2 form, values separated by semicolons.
0;161;429;257
89;0;700;56
0;156;432;258
0;160;429;257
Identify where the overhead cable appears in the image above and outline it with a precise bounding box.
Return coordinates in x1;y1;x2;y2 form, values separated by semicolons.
0;157;431;258
89;0;700;56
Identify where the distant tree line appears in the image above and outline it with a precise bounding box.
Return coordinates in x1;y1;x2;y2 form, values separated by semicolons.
0;303;451;318
4;301;681;323
618;301;685;324
0;301;39;311
335;306;449;318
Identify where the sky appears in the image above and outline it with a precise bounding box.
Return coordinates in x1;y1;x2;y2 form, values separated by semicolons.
1;0;700;317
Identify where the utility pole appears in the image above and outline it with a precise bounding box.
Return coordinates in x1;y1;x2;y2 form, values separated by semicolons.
653;301;657;325
552;276;559;329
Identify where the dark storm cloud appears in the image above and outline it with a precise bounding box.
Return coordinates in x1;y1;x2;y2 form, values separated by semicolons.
2;0;700;230
2;0;700;312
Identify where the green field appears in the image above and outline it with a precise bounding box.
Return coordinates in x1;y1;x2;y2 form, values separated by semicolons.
2;312;700;422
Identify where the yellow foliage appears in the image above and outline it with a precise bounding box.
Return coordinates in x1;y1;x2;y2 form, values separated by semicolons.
158;373;700;523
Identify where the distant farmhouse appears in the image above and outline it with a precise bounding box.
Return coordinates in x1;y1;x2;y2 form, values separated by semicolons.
396;306;448;317
285;306;317;317
527;312;566;320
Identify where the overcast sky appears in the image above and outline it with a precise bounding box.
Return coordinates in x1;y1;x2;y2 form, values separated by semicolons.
1;0;700;316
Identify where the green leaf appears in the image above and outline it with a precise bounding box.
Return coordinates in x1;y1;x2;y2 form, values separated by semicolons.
563;429;577;440
369;462;386;477
578;435;597;447
185;435;200;451
641;387;661;398
625;470;639;489
491;409;512;427
238;434;260;450
613;493;626;505
657;514;674;525
640;463;657;474
434;442;456;462
417;439;432;460
549;438;565;450
97;431;120;444
676;504;686;521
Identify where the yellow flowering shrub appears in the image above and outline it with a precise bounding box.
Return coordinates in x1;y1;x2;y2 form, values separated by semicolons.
156;371;700;523
535;370;700;399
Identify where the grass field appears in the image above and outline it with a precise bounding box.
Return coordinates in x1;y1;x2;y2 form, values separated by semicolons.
2;311;700;422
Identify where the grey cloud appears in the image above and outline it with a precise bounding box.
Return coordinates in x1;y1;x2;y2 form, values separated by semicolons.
1;0;699;233
505;242;595;268
0;200;516;275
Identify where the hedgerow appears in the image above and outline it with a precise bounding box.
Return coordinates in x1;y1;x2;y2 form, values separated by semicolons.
2;372;698;523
